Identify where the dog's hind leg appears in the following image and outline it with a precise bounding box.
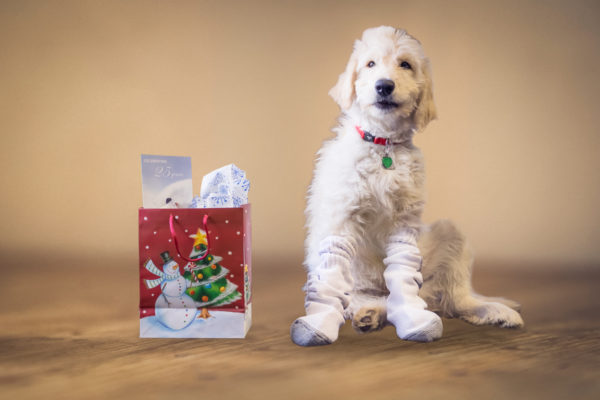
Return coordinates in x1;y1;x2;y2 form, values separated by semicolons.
471;293;521;312
419;220;524;328
348;293;387;334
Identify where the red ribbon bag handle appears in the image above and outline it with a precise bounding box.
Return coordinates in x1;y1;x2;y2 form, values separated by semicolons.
169;213;211;262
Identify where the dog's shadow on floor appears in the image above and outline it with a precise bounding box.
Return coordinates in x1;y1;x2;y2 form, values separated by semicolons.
326;318;528;356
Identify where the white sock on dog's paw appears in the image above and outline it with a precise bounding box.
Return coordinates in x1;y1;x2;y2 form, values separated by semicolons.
387;306;443;342
384;230;443;342
291;236;356;346
291;308;344;346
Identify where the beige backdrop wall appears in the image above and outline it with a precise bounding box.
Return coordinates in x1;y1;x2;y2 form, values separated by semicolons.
1;0;599;266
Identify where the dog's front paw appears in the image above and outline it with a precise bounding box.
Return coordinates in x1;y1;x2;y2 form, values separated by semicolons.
351;306;386;334
459;302;524;329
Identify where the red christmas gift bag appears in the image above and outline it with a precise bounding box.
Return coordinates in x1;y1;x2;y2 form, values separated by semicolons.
139;204;252;338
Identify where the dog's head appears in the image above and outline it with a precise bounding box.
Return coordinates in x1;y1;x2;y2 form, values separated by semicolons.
329;26;436;132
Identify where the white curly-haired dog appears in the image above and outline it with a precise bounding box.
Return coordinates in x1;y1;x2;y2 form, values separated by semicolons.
290;26;524;346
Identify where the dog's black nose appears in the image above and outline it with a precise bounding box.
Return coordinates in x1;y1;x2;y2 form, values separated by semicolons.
375;79;395;97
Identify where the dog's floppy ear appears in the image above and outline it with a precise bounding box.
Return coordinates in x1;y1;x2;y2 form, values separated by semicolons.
413;58;437;131
329;43;359;110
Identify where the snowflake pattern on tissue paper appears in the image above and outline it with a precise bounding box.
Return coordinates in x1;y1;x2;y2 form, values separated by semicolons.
196;164;250;208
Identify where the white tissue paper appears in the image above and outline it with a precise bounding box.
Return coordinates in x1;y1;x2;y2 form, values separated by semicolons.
190;195;203;208
196;164;250;208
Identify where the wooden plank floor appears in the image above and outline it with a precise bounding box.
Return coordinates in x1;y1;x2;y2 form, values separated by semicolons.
0;254;599;400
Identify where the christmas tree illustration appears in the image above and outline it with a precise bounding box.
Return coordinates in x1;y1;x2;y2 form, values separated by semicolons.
183;228;242;316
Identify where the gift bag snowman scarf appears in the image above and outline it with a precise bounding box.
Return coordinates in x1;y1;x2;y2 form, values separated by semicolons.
143;258;180;290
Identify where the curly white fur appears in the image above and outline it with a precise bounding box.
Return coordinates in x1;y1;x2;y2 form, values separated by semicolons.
291;26;523;346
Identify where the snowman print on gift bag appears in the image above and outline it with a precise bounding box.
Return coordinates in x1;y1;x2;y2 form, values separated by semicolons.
143;251;198;330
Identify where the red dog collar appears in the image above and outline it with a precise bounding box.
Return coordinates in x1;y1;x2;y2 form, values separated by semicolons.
355;126;403;145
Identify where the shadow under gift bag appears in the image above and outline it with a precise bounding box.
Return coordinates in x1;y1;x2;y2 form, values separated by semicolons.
138;204;252;338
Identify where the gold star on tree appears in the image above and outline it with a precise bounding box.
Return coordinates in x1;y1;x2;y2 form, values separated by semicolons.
189;228;208;247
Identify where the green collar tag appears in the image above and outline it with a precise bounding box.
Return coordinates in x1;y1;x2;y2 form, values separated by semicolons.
382;156;393;169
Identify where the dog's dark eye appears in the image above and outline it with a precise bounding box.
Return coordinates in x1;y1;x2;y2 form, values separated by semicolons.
367;61;376;68
400;61;412;70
